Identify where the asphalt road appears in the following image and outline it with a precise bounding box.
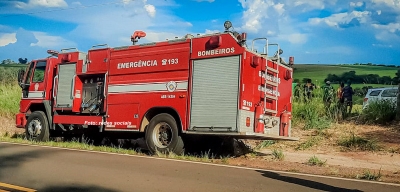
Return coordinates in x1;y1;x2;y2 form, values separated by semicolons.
0;142;399;192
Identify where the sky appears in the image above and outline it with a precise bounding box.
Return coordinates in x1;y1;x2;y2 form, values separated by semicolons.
0;0;399;65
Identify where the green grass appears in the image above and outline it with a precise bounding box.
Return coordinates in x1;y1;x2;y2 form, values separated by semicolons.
296;136;322;150
0;84;20;118
307;155;327;166
357;169;382;181
338;133;381;151
0;135;224;163
293;64;399;84
0;65;26;118
359;99;397;125
271;149;284;161
0;64;25;84
255;140;275;150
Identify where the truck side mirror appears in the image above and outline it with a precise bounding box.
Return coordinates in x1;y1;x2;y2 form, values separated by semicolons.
17;69;25;88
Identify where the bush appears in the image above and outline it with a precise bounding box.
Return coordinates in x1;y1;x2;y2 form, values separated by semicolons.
292;85;334;130
271;149;284;161
0;66;22;118
357;169;382;181
360;99;396;125
0;66;19;84
307;155;326;166
338;133;380;151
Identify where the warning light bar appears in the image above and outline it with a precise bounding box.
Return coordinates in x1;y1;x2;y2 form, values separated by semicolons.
47;50;59;56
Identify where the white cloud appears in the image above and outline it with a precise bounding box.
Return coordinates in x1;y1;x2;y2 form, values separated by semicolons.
205;29;220;34
145;32;186;42
122;0;132;5
71;1;82;6
374;30;400;42
372;0;400;11
18;0;191;47
372;0;400;6
273;3;285;16
237;0;309;46
266;30;275;35
372;22;400;33
308;11;371;27
293;0;325;9
144;4;156;17
30;32;76;48
0;33;17;46
350;2;364;7
372;43;393;48
15;0;68;9
239;0;280;33
286;33;308;44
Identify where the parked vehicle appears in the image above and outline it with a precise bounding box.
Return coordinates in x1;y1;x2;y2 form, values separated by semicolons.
15;21;298;155
362;87;398;110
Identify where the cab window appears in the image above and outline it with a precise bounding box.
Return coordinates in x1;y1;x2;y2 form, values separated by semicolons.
32;61;46;82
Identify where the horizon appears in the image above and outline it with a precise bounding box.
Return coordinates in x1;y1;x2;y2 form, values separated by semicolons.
1;0;399;65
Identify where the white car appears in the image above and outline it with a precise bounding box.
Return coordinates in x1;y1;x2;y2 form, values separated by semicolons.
362;87;398;110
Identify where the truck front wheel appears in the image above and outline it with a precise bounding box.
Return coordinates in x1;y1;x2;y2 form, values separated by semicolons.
25;111;50;142
145;113;184;155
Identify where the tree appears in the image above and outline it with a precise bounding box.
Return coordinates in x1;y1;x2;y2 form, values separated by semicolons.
18;58;28;64
1;59;14;65
302;78;310;83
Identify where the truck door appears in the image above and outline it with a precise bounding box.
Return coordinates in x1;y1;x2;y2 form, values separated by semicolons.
21;60;47;99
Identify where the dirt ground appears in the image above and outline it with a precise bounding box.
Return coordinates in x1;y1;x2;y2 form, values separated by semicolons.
234;121;400;184
1;116;400;184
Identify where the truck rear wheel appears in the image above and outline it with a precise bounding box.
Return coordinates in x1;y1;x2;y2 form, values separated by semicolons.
25;111;50;142
145;113;184;155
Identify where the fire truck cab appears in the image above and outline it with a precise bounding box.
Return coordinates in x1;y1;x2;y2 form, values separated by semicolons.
16;21;298;155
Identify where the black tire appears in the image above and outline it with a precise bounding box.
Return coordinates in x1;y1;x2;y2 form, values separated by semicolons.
145;113;184;155
25;111;50;142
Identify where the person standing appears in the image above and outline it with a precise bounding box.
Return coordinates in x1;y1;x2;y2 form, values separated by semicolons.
342;81;355;116
337;82;345;119
337;82;345;103
303;79;316;101
322;80;334;110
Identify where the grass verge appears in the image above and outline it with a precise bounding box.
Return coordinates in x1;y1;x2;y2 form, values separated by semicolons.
357;169;382;181
307;155;327;167
338;132;381;151
0;135;225;164
271;149;284;161
0;83;21;118
296;136;322;150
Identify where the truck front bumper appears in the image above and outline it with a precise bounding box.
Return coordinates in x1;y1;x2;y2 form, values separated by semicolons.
15;113;27;128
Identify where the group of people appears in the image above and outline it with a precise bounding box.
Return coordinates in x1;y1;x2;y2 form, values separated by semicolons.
295;79;355;117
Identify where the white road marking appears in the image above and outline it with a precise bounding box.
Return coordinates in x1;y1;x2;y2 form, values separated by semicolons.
1;141;400;187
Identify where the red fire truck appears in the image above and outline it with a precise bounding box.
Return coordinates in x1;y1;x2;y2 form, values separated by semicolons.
16;21;298;155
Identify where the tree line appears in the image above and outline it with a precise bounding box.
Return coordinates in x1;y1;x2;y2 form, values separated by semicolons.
1;58;28;65
325;70;400;85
